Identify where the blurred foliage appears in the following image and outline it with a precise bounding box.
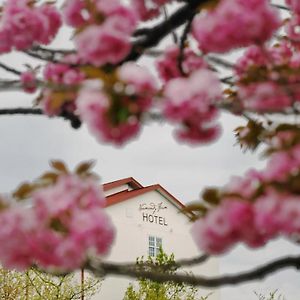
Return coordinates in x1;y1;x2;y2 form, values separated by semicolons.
0;267;101;300
123;248;211;300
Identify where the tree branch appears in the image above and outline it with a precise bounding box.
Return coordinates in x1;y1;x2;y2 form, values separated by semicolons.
0;108;81;129
123;0;211;62
271;3;290;11
177;13;196;76
86;255;300;288
0;63;22;76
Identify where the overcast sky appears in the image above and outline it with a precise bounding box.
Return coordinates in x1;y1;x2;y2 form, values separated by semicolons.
0;0;298;299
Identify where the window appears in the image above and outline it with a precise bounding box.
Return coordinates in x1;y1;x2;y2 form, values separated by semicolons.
148;236;162;257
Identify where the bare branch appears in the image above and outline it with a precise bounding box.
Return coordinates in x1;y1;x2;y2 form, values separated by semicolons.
86;255;300;288
271;3;290;11
177;14;196;76
207;56;235;70
0;108;81;129
0;63;22;76
124;0;211;63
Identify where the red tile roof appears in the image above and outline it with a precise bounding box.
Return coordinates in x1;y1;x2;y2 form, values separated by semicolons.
103;177;143;192
104;181;193;218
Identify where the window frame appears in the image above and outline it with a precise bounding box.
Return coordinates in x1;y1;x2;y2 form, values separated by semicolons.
148;235;162;257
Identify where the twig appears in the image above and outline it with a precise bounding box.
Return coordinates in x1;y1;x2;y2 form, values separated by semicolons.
0;63;22;76
0;108;81;129
177;14;196;76
87;255;300;288
124;0;212;63
207;56;235;70
271;3;291;11
163;6;178;44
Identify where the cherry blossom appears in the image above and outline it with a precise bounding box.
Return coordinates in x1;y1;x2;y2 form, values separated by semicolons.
0;173;115;271
76;83;141;145
21;71;37;93
192;0;280;53
0;0;61;52
162;69;222;144
156;46;208;83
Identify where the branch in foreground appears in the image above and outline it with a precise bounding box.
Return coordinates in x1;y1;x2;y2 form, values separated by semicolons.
0;108;81;129
86;255;300;288
0;62;22;76
105;254;210;270
123;0;211;62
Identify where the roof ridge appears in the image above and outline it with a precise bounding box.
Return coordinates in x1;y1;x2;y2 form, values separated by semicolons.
103;177;143;191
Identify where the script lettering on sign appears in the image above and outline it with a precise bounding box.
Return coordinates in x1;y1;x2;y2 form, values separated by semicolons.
139;202;167;214
139;202;168;226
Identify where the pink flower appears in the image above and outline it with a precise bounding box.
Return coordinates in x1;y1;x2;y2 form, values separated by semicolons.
225;169;263;199
254;191;300;237
286;15;300;44
238;82;292;112
262;152;296;182
118;62;157;98
286;0;300;15
21;71;37;93
191;199;258;254
130;0;170;20
40;60;85;116
163;69;222;144
156;46;208;82
75;24;131;66
63;0;87;28
29;174;115;270
0;0;61;51
77;86;140;145
0;29;13;54
0;207;37;270
192;0;280;53
43;62;84;85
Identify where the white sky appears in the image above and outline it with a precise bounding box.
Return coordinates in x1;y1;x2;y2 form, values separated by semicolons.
0;0;298;299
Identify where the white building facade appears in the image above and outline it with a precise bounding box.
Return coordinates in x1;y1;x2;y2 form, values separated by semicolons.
91;177;220;300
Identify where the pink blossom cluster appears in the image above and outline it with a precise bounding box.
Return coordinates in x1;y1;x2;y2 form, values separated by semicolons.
236;43;300;112
192;192;300;254
20;71;37;94
156;46;208;83
69;0;138;66
41;58;85;116
192;0;280;53
286;0;300;15
0;174;115;271
130;0;171;20
286;15;300;46
225;143;300;196
192;141;300;254
77;62;157;145
162;69;222;144
0;0;61;53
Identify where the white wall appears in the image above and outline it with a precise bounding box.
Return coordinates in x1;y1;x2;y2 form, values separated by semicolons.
91;189;219;300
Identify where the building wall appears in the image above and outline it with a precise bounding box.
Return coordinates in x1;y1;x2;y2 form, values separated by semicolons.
91;189;220;300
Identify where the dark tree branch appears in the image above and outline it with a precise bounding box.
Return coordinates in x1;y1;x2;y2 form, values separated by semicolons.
0;63;22;76
177;13;196;76
271;3;290;11
123;0;211;62
24;0;209;67
207;56;235;70
0;108;81;129
163;6;178;44
87;255;300;288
